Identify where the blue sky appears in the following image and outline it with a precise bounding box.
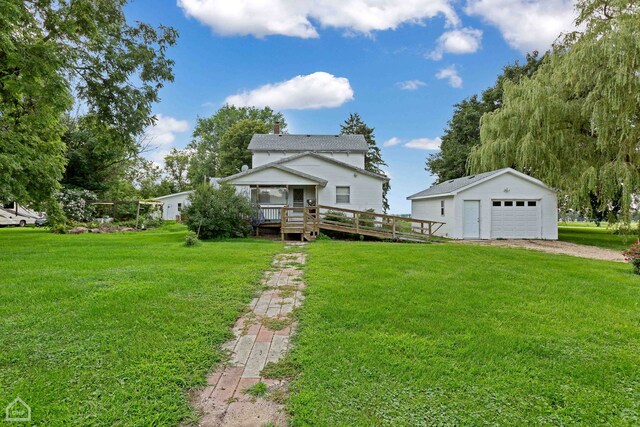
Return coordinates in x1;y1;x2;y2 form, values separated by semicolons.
126;0;576;213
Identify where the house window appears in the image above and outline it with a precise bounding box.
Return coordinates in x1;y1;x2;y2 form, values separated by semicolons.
177;203;182;211
336;186;350;204
251;187;288;205
493;201;501;207
440;200;445;216
504;201;513;207
516;201;525;207
528;201;537;207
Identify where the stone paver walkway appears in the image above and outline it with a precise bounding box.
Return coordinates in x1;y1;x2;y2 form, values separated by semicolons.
192;243;306;427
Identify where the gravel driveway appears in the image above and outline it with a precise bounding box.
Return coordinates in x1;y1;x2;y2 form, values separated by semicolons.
458;239;625;262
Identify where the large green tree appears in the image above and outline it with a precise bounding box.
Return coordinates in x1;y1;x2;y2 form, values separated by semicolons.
218;120;271;177
426;52;545;182
61;114;140;195
163;148;191;192
0;0;176;208
188;105;286;183
469;0;640;222
340;113;390;212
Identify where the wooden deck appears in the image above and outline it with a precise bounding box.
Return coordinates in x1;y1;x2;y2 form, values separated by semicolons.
278;205;444;242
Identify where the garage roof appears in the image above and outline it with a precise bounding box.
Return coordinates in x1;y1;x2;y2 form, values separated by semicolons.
407;168;553;200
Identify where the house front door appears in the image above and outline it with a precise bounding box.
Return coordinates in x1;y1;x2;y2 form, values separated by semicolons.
293;188;305;208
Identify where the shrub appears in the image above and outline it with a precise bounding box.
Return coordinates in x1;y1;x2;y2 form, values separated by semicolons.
183;183;253;239
324;210;350;224
184;232;200;247
622;241;640;274
56;187;97;222
359;208;376;229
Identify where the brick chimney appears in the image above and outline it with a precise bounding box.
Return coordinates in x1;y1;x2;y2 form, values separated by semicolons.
273;121;281;134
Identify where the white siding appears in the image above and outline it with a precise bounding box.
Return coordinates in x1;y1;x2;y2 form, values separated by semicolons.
279;154;384;212
225;167;320;186
410;171;557;240
156;192;192;221
252;151;365;169
410;197;454;237
453;173;557;239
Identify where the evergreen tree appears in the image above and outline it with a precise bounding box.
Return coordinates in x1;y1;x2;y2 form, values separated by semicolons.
340;113;390;212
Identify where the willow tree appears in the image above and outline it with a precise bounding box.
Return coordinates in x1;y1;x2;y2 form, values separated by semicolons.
469;0;640;222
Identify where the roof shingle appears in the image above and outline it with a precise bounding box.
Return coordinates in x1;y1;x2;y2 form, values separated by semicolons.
248;134;368;152
407;169;508;199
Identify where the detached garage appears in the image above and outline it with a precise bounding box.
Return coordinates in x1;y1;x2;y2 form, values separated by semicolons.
408;168;557;240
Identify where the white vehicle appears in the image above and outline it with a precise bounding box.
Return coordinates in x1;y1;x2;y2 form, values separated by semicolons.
0;202;43;227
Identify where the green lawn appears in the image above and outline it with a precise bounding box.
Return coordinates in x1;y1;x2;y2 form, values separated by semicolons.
289;241;640;426
559;226;632;251
0;227;280;426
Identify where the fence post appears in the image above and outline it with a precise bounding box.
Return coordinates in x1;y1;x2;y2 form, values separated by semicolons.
392;217;396;239
303;208;308;233
355;212;359;233
281;207;287;240
428;222;432;238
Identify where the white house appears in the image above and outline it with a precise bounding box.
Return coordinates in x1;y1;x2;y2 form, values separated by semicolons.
155;190;193;221
154;179;219;220
408;168;558;240
222;132;388;222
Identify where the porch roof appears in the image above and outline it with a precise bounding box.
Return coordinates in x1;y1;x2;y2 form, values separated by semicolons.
221;164;328;187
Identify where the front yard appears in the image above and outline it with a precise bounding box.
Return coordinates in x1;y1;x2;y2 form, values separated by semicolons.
2;228;639;425
0;227;280;425
289;241;640;425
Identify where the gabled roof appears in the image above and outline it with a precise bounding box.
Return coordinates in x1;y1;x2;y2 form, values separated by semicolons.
407;168;552;200
222;152;389;183
221;162;328;186
153;179;220;200
248;134;368;152
154;190;194;200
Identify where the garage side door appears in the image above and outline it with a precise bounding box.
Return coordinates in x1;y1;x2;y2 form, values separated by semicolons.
491;200;540;239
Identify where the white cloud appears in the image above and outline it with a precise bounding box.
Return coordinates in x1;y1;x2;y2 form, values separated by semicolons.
384;136;442;150
405;137;442;150
178;0;459;38
435;65;463;88
428;27;482;60
465;0;577;52
383;137;403;147
396;80;426;90
146;114;189;147
224;72;354;110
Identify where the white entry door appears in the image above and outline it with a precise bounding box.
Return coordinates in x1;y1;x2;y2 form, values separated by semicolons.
463;200;480;239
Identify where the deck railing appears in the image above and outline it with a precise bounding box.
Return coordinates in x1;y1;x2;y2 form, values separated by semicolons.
256;205;285;223
278;205;445;242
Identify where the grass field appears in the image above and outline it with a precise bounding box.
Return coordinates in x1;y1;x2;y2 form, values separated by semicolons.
289;241;640;426
558;225;633;251
0;226;280;426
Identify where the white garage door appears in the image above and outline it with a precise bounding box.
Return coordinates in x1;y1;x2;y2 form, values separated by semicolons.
491;200;540;239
